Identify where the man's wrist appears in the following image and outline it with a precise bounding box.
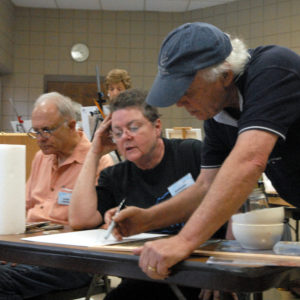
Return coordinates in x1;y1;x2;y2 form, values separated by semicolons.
142;207;163;232
177;232;200;255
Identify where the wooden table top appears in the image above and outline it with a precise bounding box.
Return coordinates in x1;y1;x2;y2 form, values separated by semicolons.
0;228;299;293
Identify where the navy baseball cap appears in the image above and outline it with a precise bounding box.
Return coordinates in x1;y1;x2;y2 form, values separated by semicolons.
146;22;232;107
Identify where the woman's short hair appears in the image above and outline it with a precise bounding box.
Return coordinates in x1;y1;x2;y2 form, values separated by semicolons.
105;69;132;90
110;89;160;123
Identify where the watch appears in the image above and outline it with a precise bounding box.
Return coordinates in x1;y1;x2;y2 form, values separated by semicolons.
70;43;89;62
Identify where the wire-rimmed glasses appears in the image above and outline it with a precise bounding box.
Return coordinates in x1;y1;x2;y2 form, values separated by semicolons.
27;120;67;139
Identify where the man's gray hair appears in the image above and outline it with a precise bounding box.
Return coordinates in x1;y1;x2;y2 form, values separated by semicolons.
201;36;250;82
71;101;82;122
34;92;76;120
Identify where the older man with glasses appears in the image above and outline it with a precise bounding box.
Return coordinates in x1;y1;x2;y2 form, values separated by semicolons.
26;91;113;224
0;92;113;299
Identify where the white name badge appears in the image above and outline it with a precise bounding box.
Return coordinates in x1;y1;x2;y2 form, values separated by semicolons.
58;191;72;205
168;173;195;197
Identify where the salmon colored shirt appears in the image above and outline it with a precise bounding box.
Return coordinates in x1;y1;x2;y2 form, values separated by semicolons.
26;132;113;225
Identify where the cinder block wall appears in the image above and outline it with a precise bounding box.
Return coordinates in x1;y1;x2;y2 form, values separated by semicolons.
1;0;300;134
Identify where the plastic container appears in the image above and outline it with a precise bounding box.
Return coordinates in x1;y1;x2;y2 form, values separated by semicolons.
273;241;300;256
243;188;269;212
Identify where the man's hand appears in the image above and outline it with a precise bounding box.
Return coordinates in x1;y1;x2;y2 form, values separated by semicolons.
91;114;117;155
133;235;193;280
111;206;150;239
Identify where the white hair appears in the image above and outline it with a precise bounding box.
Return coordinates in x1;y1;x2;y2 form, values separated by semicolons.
71;101;82;122
34;92;76;120
201;35;250;82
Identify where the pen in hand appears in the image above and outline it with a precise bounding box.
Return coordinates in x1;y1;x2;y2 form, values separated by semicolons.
104;198;126;240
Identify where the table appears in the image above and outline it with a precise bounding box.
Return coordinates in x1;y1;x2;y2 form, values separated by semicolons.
285;207;300;241
267;196;300;241
0;231;299;296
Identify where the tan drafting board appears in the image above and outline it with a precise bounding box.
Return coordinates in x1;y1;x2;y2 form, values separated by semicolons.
165;127;202;140
194;240;300;267
99;239;300;267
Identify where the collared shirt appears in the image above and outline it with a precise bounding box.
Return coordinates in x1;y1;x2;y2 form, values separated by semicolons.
202;45;300;206
26;132;113;224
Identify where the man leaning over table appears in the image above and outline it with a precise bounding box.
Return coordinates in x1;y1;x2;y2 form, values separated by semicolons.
108;21;300;284
70;89;227;300
0;92;113;299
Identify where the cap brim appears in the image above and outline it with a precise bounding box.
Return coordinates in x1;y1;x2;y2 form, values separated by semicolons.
146;72;195;107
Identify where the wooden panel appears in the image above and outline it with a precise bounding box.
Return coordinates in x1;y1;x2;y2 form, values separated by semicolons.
165;127;202;140
192;240;300;266
0;133;40;180
0;230;296;293
268;196;294;207
47;81;99;106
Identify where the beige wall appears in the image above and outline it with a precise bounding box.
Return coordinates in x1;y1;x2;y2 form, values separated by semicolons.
0;0;14;74
1;0;300;134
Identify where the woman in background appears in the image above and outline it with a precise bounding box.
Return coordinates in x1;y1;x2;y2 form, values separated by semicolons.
104;69;132;163
105;69;132;101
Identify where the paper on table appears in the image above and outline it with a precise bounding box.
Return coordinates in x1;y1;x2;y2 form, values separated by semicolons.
262;173;277;194
22;229;166;247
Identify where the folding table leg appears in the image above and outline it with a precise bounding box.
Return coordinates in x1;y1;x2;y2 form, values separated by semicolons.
220;292;251;300
252;292;263;300
169;284;187;300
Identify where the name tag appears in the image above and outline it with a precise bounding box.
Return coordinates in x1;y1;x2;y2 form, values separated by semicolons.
58;191;71;205
168;173;195;197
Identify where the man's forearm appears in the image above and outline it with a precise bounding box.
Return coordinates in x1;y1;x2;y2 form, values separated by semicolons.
179;160;262;252
177;130;278;252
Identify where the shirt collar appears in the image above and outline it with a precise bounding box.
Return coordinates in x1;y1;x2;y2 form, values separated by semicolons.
50;131;90;167
213;90;243;127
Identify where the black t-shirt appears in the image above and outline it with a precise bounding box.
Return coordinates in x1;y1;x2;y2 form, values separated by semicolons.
202;45;300;206
96;138;202;234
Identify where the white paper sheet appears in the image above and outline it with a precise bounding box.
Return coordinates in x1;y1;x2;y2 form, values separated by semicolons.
22;229;166;247
262;173;277;194
10;120;32;133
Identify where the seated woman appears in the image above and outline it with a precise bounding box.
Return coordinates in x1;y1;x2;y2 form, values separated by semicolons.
104;69;132;163
105;69;132;101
